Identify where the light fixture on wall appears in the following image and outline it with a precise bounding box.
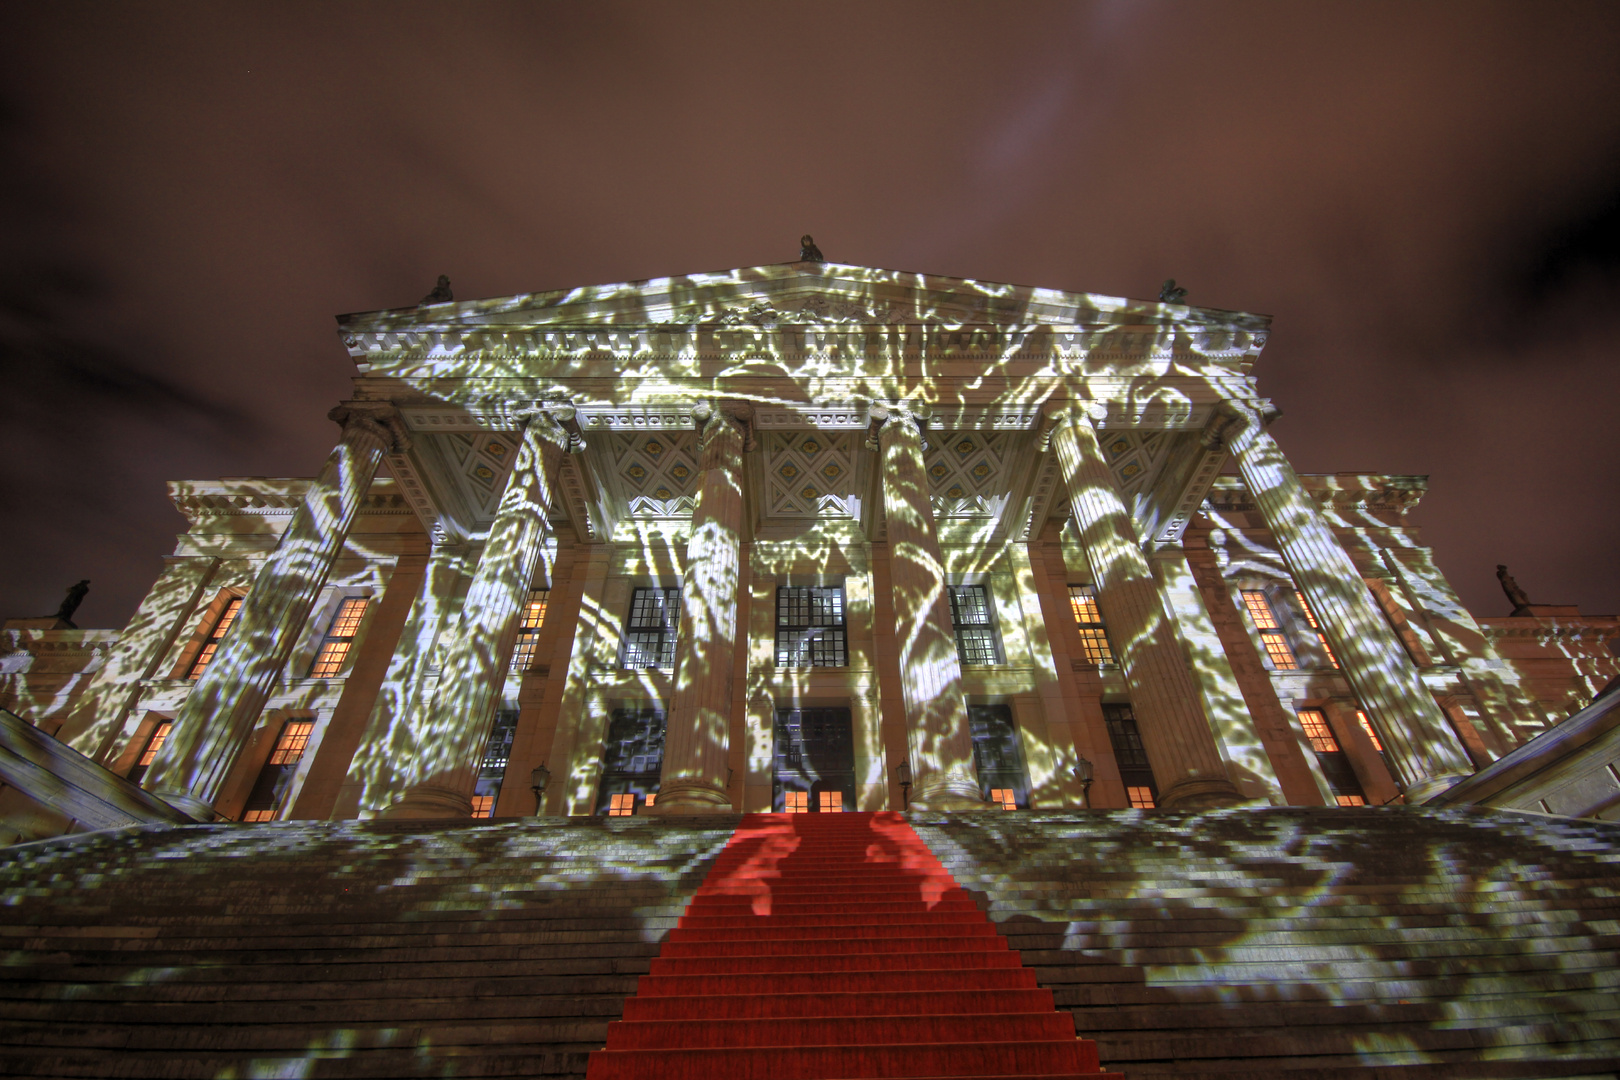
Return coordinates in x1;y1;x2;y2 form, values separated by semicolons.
896;758;912;810
1073;757;1094;805
530;763;551;815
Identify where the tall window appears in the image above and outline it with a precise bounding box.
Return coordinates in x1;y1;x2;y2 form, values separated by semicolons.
126;721;172;785
1297;709;1367;806
188;596;243;679
775;586;847;667
1067;584;1115;665
510;589;549;672
309;598;369;678
969;704;1029;810
949;584;1003;665
1103;703;1158;809
1241;590;1297;670
241;719;314;822
595;706;667;815
1356;709;1386;755
1293;589;1340;669
620;587;680;670
471;709;519;818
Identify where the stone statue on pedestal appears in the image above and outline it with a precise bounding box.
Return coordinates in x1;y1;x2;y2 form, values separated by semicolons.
420;275;453;305
1496;564;1533;616
799;235;824;262
54;580;90;628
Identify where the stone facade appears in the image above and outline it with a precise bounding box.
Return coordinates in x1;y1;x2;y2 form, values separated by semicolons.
3;261;1615;834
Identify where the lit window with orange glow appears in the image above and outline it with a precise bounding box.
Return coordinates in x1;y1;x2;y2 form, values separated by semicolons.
1103;703;1158;807
188;596;243;679
471;795;495;818
241;719;314;822
784;791;808;813
310;597;369;678
817;790;843;812
1296;709;1366;806
126;721;172;784
990;788;1017;811
1067;584;1114;665
607;793;636;816
1293;589;1340;668
1126;785;1156;809
1241;590;1297;670
510;588;549;672
1357;710;1385;753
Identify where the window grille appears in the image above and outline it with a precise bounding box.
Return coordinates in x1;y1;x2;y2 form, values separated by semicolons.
1241;590;1297;670
1067;584;1115;665
772;708;856;813
126;721;172;784
1103;703;1158;808
970;704;1029;808
241;719;314;822
607;793;636;817
620;587;680;670
817;790;844;812
471;710;519;817
510;589;549;672
775;586;847;667
1297;708;1366;805
949;584;1003;665
1293;589;1340;668
309;597;370;678
595;707;666;814
784;791;809;813
188;596;243;679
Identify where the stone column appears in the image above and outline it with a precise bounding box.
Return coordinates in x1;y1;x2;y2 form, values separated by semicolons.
144;402;408;819
1046;405;1242;808
872;403;983;810
1216;402;1474;802
58;555;221;765
657;402;750;812
381;408;572;819
340;539;475;818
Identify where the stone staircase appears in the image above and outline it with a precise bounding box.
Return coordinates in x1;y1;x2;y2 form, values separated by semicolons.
0;816;739;1078
911;806;1620;1079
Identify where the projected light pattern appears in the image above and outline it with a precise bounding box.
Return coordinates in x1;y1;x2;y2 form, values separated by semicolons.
0;816;740;1076
909;807;1620;1074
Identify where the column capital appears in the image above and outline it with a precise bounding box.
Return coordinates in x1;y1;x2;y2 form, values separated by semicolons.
1204;399;1281;450
865;401;930;451
328;401;411;454
1037;400;1107;448
692;400;757;451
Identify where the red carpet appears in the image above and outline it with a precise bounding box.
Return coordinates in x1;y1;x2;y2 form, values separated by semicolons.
587;810;1124;1080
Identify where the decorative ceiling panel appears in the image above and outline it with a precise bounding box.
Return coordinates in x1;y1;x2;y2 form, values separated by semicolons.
1099;428;1171;496
610;431;700;518
924;431;1015;519
443;432;518;520
762;432;860;519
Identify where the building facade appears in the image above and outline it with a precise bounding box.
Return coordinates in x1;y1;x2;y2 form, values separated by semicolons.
4;261;1615;834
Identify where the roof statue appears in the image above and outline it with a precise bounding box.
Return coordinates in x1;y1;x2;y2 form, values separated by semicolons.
1496;563;1534;616
419;274;454;305
52;579;89;628
1159;278;1188;304
799;234;824;262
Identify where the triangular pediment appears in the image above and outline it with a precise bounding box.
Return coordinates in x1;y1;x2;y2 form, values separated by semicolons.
338;261;1269;333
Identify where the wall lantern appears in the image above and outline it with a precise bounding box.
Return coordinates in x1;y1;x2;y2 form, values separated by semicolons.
530;763;551;816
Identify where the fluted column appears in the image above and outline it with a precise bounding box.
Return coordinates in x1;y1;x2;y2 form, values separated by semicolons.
381;408;572;819
344;538;475;818
1047;405;1242;809
1216;401;1473;802
144;401;409;819
657;402;749;813
873;403;983;810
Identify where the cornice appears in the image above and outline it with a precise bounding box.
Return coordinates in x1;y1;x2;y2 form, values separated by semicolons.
168;478;414;524
1206;473;1428;515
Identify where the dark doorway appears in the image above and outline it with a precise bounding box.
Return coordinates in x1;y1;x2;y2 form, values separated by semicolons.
969;704;1029;809
773;707;855;812
594;706;666;815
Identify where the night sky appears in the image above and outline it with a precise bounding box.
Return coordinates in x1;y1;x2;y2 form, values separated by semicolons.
3;1;1619;630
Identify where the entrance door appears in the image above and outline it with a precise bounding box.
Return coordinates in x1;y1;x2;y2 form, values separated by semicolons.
594;706;666;815
773;707;855;812
969;704;1029;809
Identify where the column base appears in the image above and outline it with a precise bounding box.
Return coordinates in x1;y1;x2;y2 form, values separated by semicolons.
379;784;474;820
1407;773;1470;804
908;772;987;812
645;781;733;815
1158;776;1245;810
154;792;216;822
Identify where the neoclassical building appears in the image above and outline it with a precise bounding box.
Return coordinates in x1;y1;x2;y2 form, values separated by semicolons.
4;259;1617;834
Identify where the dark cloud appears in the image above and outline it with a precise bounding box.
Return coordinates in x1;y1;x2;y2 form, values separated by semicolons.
1;0;1618;626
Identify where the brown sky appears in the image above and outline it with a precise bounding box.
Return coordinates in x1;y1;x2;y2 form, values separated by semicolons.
3;0;1619;629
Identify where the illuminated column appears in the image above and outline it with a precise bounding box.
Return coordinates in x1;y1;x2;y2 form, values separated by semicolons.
342;538;475;818
144;402;409;819
1217;402;1474;801
57;555;221;763
1046;405;1242;809
657;402;750;813
381;408;572;819
872;403;983;810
